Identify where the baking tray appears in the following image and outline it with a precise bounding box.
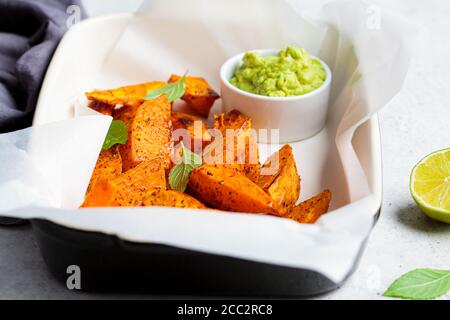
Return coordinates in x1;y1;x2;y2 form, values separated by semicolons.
32;13;383;296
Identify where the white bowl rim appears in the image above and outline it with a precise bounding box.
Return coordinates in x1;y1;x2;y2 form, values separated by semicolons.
220;48;332;102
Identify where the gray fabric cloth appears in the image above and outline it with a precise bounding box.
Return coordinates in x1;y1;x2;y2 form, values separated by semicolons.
0;0;85;225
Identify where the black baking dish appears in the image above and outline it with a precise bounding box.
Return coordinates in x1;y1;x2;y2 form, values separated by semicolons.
30;207;379;297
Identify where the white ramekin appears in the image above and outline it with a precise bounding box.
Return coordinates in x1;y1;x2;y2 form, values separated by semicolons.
220;49;332;143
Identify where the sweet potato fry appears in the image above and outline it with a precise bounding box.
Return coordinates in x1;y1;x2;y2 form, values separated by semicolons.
168;75;219;117
286;190;332;224
258;145;300;208
171;112;211;153
86;146;122;193
86;81;165;108
115;96;172;171
188;164;282;214
204;110;260;182
141;189;206;209
82;160;166;207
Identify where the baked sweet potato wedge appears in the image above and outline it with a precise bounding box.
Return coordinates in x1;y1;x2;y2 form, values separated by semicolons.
204;110;260;182
115;96;172;171
258;145;300;208
85;146;122;193
171;111;211;153
188;164;282;214
141;189;206;209
86;81;165;108
82;160;166;207
168;75;219;117
286;190;332;224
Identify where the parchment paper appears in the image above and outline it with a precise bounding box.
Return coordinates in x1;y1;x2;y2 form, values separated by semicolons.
0;0;415;283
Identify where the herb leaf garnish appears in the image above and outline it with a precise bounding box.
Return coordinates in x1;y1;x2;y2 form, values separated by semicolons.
383;269;450;300
168;142;202;192
102;120;128;150
144;72;187;103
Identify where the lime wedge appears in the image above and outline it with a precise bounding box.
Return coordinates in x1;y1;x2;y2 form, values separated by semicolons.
410;148;450;223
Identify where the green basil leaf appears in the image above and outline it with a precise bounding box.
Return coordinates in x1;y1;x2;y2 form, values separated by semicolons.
383;269;450;300
144;72;187;103
168;142;202;192
168;162;190;193
102;120;128;150
166;76;186;102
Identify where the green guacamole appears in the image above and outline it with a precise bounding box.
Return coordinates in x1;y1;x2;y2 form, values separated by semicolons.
230;46;326;97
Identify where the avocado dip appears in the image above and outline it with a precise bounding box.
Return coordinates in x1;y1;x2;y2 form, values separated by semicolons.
230;46;326;97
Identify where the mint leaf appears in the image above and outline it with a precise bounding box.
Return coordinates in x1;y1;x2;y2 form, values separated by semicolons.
168;142;202;192
102;120;128;150
144;72;187;103
384;269;450;300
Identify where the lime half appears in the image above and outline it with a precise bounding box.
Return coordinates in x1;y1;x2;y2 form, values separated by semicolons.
410;148;450;223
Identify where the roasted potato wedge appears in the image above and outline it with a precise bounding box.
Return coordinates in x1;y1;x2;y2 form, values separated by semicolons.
140;189;206;209
258;145;300;208
188;164;282;214
115;96;172;171
204;110;260;183
171;112;211;153
86;81;165;108
286;190;332;224
168;75;219;117
82;160;166;207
